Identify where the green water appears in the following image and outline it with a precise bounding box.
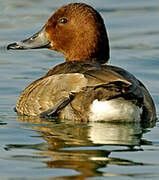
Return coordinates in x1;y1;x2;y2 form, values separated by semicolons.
0;0;159;179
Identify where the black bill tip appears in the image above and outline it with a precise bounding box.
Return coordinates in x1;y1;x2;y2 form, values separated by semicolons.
7;43;24;50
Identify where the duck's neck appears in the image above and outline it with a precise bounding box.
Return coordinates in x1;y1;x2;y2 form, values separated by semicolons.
65;52;109;64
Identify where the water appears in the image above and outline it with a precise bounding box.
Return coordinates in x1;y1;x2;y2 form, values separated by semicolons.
0;0;159;179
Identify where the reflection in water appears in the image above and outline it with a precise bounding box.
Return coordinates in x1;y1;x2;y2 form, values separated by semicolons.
5;116;154;179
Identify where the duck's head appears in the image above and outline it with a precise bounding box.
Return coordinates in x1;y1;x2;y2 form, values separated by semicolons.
7;3;110;64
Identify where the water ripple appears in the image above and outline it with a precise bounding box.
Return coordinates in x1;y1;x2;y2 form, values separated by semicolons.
98;6;159;13
0;45;8;54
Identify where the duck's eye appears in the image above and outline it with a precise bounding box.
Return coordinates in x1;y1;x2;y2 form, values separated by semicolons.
59;18;68;24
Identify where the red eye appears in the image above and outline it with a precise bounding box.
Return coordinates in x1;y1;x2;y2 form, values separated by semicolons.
59;18;68;24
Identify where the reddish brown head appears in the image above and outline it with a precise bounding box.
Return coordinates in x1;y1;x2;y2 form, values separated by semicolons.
7;3;110;64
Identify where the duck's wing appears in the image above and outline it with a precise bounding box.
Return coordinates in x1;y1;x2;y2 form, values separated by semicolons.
16;73;88;116
16;66;131;117
83;65;144;102
39;67;134;119
46;61;143;102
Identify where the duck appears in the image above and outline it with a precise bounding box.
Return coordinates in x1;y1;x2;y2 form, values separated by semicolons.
7;3;156;122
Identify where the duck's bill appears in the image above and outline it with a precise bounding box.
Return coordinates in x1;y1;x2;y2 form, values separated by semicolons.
7;26;51;50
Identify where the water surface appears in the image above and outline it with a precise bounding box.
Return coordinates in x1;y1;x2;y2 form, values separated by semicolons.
0;0;159;179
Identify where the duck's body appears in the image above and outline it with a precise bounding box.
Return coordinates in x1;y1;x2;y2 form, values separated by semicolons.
15;61;155;122
7;3;156;122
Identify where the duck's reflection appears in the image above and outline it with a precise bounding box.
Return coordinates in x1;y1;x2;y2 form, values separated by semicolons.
7;116;154;179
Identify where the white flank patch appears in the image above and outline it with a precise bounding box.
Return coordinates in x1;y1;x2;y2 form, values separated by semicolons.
89;99;141;122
